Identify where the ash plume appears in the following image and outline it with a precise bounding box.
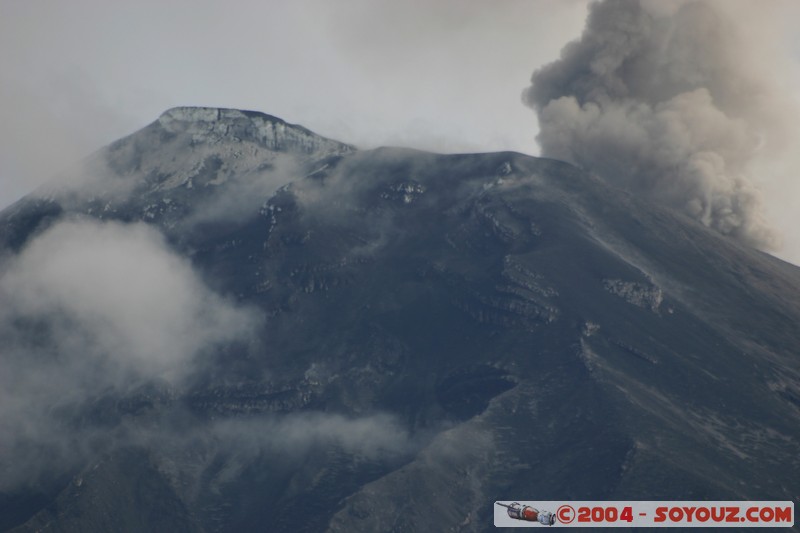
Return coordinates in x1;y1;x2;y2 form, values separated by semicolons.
523;0;794;249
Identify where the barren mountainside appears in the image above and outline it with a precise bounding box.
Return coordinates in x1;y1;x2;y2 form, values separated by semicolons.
1;108;799;532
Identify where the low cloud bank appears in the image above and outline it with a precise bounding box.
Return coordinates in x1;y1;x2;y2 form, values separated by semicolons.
0;218;260;489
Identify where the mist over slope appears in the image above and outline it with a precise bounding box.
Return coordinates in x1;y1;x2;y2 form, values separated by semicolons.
0;107;799;532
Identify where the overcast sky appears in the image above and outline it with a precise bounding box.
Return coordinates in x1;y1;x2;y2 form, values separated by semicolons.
0;0;588;202
1;0;799;263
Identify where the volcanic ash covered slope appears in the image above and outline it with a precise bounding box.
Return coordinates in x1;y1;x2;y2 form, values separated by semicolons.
1;107;799;532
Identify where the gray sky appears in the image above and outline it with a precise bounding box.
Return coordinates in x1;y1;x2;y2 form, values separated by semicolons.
1;0;799;263
0;0;588;203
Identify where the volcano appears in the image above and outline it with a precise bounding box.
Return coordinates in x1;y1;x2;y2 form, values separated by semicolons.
1;107;798;532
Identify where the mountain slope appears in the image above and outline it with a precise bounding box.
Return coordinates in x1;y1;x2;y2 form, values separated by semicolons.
1;107;798;532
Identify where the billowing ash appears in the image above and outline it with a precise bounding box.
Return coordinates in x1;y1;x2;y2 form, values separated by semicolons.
523;0;783;249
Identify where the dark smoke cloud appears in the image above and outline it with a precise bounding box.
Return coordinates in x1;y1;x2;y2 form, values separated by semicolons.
523;0;792;249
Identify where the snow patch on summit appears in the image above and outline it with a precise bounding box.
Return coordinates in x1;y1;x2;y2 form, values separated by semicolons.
158;107;354;157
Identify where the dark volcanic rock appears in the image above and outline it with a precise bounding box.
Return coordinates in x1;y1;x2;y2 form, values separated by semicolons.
1;107;799;532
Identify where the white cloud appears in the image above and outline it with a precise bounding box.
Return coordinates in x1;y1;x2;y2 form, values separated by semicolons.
0;218;261;489
0;218;257;381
